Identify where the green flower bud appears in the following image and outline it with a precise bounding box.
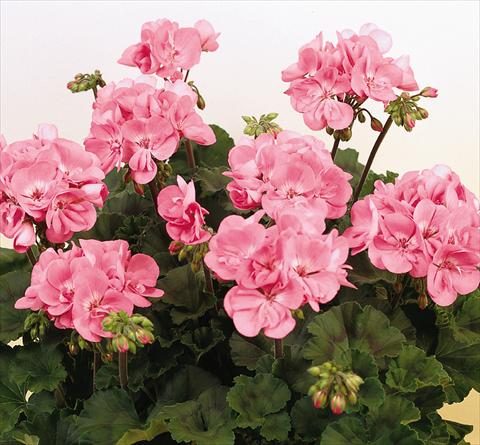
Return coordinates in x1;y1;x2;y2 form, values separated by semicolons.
357;111;366;123
313;390;329;409
330;393;346;415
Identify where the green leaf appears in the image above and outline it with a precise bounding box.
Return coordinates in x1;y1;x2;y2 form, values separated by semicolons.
229;332;272;371
196;125;234;168
180;327;225;362
272;345;315;394
165;386;235;445
366;395;421;435
0;248;30;275
334;148;364;189
196;167;231;197
445;419;473;443
116;408;168;445
159;265;216;324
72;388;141;445
226;373;290;428
103;188;153;215
435;294;480;402
9;343;67;392
260;411;290;441
304;302;405;368
386;345;450;393
0;380;29;434
357;377;385;410
156;365;220;405
0;270;31;344
321;416;367;445
347;252;396;285
104;167;127;193
290;396;331;441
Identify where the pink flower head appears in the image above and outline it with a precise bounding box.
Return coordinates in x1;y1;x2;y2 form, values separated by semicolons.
204;211;266;281
45;190;97;243
73;268;133;342
351;53;402;103
16;241;165;342
84;121;124;174
194;20;220;52
119;19;203;79
368;213;428;276
124;253;164;307
427;245;480;306
286;67;353;130
157;175;211;245
13;221;36;254
344;197;379;254
224;281;303;339
122;116;179;184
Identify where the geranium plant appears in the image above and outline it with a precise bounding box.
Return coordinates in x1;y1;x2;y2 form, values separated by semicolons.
0;18;478;445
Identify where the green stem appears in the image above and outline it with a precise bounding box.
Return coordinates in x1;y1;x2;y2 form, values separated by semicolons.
26;248;37;266
148;180;159;202
118;351;128;389
92;351;100;391
331;137;340;160
274;338;284;359
185;139;196;170
352;116;393;203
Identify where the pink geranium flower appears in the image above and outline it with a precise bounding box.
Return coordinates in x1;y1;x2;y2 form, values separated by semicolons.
157;176;211;245
72;268;134;342
204;211;266;281
13;221;36;254
286;67;354;130
194;20;220;52
427;245;480;306
122;116;179;184
224;281;303;339
123;254;164;307
84;121;124;174
368;213;428;276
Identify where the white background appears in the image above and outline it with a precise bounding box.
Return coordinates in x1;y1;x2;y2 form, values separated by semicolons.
1;1;479;195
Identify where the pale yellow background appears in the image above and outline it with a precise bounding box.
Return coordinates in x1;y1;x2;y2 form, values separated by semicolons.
1;0;479;442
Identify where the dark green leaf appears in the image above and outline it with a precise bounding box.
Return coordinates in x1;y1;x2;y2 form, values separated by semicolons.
386;345;450;393
272;345;315;394
196;167;231;197
164;387;235;445
226;374;290;428
0;270;31;344
290;396;331;441
72;388;141;445
304;302;405;368
229;332;273;371
0;248;30;275
180;327;225;362
321;416;367;445
260;411;290;441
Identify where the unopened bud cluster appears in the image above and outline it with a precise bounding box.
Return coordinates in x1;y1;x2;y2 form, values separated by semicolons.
169;239;211;273
308;361;364;414
102;311;155;354
24;310;50;341
412;277;429;310
67;70;106;95
242;113;282;137
386;87;437;132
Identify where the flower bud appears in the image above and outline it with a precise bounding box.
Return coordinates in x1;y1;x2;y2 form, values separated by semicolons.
357;111;366;123
347;391;358;405
308;366;322;377
133;182;145;195
326;126;334;136
405;113;415;129
197;94;206;110
136;328;154;345
330;393;346;415
313;390;328;409
370;117;383;132
265;112;279;121
339;127;352;142
417;107;429;119
113;335;129;353
418;293;429;310
420;87;438;98
169;240;184;255
69;343;79;356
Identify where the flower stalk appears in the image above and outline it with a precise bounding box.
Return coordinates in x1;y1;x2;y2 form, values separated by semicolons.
118;351;128;389
352;115;393;202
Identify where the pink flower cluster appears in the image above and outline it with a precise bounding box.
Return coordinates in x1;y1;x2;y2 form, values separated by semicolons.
0;125;107;253
225;130;352;220
205;209;353;339
157;175;211;245
15;240;164;342
84;76;215;184
345;165;480;306
118;18;219;80
282;23;418;131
